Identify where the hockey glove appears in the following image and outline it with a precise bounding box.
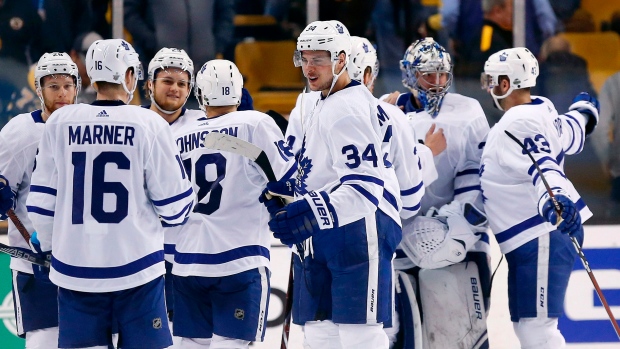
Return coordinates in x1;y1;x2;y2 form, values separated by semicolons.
29;231;52;281
0;175;14;221
269;191;336;246
258;179;295;218
569;92;600;136
541;194;582;235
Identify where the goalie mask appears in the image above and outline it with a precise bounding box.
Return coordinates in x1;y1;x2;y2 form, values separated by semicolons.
147;47;195;115
86;39;143;103
34;52;81;107
400;38;453;117
481;47;538;111
194;59;243;110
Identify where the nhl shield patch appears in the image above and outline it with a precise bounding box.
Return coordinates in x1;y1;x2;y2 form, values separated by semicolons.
234;308;245;320
153;317;162;329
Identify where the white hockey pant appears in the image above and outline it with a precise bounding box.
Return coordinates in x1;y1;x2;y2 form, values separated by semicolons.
304;320;389;349
179;334;250;349
26;327;59;349
513;317;566;349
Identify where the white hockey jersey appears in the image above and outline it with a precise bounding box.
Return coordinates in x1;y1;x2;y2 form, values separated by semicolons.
171;110;288;277
27;101;195;292
163;108;205;263
283;82;403;226
480;96;593;254
0;110;45;274
282;90;431;221
406;93;490;213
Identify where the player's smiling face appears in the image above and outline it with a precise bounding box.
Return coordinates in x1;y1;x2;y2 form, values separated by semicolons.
300;50;334;91
151;67;191;111
40;74;77;115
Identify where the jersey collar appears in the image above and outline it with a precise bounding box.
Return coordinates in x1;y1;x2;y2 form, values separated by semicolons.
31;109;44;123
91;100;126;106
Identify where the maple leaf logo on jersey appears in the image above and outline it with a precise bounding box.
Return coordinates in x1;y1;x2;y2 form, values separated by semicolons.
295;136;312;195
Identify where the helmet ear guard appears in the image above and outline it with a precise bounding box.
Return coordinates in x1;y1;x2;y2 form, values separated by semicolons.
400;37;452;117
194;59;244;111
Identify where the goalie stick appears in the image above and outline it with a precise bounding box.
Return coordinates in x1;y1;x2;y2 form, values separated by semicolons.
505;130;620;340
0;242;49;267
202;132;299;348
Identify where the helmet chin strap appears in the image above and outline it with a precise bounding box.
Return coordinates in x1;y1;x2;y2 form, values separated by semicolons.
149;88;188;115
121;79;136;104
324;59;347;98
490;85;514;111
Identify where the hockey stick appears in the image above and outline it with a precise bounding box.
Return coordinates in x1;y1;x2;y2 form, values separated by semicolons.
0;242;49;267
0;177;32;243
505;130;620;339
202;132;300;348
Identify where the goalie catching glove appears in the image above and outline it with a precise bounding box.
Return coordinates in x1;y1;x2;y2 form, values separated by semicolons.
400;205;483;269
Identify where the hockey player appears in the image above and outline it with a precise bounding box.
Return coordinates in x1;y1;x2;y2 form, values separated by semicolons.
144;46;199;348
170;59;288;348
26;39;195;349
262;20;405;349
387;38;492;349
480;47;598;348
0;52;80;349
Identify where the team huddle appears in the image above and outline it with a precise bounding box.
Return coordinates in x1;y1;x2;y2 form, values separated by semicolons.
0;18;600;349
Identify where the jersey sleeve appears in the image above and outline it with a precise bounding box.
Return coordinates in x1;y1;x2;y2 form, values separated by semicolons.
454;116;489;208
500;118;573;209
145;125;195;227
26;126;57;252
390;114;425;219
252;117;290;183
0;123;28;195
559;110;588;156
310;114;387;226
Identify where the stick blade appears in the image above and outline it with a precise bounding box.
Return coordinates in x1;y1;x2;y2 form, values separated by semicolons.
202;132;262;161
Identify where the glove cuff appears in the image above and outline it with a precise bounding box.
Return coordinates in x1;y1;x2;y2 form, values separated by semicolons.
537;189;570;217
302;191;337;230
568;100;598;136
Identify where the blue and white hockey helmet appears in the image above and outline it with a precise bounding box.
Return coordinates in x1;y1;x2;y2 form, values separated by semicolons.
86;39;143;102
400;37;453;117
348;36;379;88
35;52;81;93
148;47;195;88
194;59;243;110
294;20;351;69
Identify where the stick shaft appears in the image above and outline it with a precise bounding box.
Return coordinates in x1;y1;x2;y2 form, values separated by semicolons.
280;255;295;349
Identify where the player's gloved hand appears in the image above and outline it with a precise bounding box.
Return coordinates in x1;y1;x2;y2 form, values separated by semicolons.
269;191;336;246
541;194;582;235
0;175;15;221
258;179;295;218
28;231;52;280
569;92;600;136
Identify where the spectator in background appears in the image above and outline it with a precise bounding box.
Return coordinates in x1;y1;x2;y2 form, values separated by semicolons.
124;0;235;70
0;0;43;65
548;0;580;24
69;31;104;104
592;71;620;203
534;35;596;113
39;0;92;54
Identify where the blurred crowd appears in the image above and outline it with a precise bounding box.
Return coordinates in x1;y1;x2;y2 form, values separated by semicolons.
1;0;619;217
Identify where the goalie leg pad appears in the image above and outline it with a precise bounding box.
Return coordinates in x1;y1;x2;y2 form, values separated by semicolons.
418;263;489;349
393;271;423;349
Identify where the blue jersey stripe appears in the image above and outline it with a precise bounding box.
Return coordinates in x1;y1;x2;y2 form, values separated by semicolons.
402;202;421;211
30;185;57;196
164;244;175;255
52;250;164;279
564;114;585;153
532;168;566;186
26;205;54;217
282;162;298;181
348;184;379;206
160;201;193;221
456;169;479;177
401;181;423;196
527;157;557;176
340;174;384;186
152;187;194;207
454;185;481;195
174;245;270;265
495;215;546;244
556;150;565;165
383;189;399;211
